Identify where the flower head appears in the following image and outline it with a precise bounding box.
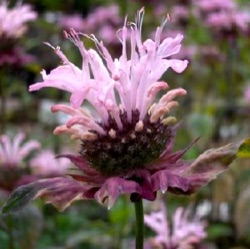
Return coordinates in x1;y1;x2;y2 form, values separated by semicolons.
3;9;240;212
0;133;40;167
0;133;40;192
196;0;236;13
0;1;37;39
30;149;71;176
144;203;207;249
58;14;85;32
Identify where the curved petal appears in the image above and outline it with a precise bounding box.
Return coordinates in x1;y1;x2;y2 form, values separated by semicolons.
95;177;141;209
2;177;94;213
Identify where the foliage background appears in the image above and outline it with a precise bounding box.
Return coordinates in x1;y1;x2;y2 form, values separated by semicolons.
0;0;250;248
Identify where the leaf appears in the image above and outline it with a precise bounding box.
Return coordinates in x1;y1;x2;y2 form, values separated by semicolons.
1;183;43;214
237;139;250;158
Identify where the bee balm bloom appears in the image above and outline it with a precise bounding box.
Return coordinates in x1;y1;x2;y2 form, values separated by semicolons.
144;204;207;249
0;1;37;39
2;9;240;213
0;133;40;192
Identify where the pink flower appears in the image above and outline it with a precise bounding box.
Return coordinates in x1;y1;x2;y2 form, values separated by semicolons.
0;133;40;167
144;203;207;249
59;14;85;32
0;46;35;67
77;5;121;45
206;10;250;33
3;9;240;212
0;133;40;192
30;150;71;176
0;1;37;39
171;5;190;23
83;5;120;30
196;0;236;13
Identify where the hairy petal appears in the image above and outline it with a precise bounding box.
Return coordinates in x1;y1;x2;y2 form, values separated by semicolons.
180;142;242;194
2;177;92;213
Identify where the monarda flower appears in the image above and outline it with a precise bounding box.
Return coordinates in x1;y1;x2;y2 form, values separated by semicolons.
0;133;40;192
2;9;242;213
144;203;207;249
0;1;37;39
30;149;71;176
0;1;37;67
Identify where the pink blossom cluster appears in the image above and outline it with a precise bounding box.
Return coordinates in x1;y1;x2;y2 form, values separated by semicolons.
0;46;34;67
0;133;40;193
0;133;40;167
195;0;250;35
0;1;37;39
195;0;236;13
59;14;85;32
145;203;207;249
59;5;121;44
30;150;70;176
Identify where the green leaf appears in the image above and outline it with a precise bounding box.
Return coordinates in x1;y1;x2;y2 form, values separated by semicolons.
237;139;250;158
1;183;41;214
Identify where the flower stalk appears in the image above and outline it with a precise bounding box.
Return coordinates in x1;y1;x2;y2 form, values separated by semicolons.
134;199;144;249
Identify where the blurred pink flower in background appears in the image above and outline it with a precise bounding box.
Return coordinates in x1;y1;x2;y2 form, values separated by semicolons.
0;133;40;192
81;5;121;44
57;5;121;45
196;0;236;13
0;46;35;67
0;1;37;67
0;133;40;168
195;0;250;35
144;203;207;249
59;14;85;32
30;149;71;176
206;10;250;34
171;5;190;24
83;5;120;29
0;1;37;39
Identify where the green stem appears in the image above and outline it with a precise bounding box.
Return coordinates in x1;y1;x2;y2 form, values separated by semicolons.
134;199;144;249
7;215;15;249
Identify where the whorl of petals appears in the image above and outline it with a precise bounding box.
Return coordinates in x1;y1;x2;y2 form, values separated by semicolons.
29;9;188;138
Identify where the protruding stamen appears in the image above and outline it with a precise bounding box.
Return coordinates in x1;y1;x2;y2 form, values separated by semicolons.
108;129;116;139
82;132;98;141
148;103;156;115
161;116;177;126
44;43;70;65
135;120;144;132
130;133;136;139
147;128;152;134
150;106;170;123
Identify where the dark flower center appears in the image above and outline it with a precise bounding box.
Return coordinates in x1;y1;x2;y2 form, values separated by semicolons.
80;110;173;176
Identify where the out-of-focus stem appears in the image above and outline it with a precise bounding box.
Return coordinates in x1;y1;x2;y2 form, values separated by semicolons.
134;199;144;249
7;215;15;249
